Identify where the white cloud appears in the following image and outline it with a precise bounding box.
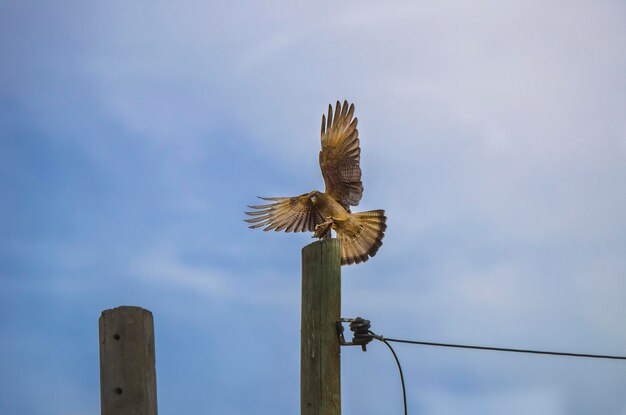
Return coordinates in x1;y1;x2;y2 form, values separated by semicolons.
3;0;626;413
129;247;299;307
131;250;228;295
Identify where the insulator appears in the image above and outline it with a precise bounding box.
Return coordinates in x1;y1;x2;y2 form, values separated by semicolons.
349;317;374;350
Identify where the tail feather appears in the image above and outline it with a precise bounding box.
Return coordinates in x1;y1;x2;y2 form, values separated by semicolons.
337;209;386;265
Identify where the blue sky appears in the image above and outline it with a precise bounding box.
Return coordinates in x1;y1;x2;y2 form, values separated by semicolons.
1;1;626;414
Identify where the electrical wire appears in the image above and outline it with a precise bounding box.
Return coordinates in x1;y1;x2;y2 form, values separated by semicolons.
377;337;408;415
366;334;626;415
382;338;626;360
341;319;626;415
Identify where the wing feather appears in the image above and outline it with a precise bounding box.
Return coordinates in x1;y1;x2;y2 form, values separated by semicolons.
244;194;324;233
319;100;363;208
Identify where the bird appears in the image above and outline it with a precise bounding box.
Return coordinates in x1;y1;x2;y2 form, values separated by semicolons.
244;100;386;265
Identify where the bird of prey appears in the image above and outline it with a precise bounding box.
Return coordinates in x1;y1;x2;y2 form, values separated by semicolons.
244;100;386;265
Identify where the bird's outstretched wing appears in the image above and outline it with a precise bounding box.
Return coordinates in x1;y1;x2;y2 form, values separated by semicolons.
244;194;324;232
319;100;363;209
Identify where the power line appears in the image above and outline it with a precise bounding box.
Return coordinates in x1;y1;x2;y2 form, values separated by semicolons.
369;333;626;415
340;318;626;415
382;338;626;360
378;338;407;415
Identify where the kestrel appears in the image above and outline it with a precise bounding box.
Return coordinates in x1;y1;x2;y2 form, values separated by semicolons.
244;100;386;265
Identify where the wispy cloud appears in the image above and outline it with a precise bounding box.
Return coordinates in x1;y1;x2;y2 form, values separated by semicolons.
2;0;625;413
131;250;229;295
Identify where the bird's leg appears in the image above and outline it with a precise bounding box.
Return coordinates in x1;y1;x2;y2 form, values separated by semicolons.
313;220;333;239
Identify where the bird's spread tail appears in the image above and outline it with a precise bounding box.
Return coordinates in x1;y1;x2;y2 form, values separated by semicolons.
337;210;386;265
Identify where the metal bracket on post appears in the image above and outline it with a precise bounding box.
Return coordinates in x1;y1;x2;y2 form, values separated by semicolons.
336;317;381;352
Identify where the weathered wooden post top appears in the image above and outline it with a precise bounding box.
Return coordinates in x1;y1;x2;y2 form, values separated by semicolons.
99;306;158;415
301;238;341;415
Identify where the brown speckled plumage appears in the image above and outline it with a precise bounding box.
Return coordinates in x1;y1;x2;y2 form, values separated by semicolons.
245;100;386;265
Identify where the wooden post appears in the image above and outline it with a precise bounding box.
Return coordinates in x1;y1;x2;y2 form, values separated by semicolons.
99;306;158;415
301;238;341;415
